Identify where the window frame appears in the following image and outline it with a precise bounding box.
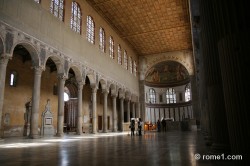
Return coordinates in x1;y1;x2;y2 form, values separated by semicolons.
50;0;65;21
166;88;176;104
149;88;156;104
185;84;191;102
118;44;122;65
9;71;18;87
124;50;128;70
99;27;105;52
129;56;133;74
109;36;114;59
86;15;95;44
70;1;82;34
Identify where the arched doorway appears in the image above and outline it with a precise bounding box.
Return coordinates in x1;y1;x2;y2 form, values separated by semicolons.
64;69;78;133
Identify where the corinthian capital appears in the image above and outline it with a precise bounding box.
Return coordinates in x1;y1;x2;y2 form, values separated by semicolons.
57;73;67;80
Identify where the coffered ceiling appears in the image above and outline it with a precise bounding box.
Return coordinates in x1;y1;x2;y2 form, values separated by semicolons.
86;0;193;56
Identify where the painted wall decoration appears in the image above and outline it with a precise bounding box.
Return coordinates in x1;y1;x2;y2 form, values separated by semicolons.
145;61;189;84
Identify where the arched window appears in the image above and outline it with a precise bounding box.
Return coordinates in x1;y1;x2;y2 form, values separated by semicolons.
50;0;64;21
86;15;95;44
34;0;40;3
149;88;156;103
185;83;191;101
133;60;137;76
99;27;105;52
70;1;82;34
10;71;18;87
124;50;128;70
118;44;122;65
64;92;69;102
129;56;133;74
166;88;176;104
109;36;114;59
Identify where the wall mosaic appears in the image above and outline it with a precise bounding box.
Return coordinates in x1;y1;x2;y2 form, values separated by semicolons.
145;61;189;85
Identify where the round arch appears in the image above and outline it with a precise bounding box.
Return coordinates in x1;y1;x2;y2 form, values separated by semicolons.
99;78;106;90
44;54;64;74
86;73;96;86
11;41;40;66
68;65;82;83
145;60;190;87
0;35;4;56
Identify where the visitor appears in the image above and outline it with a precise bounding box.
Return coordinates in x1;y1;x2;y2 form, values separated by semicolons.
130;119;135;136
138;118;142;136
157;119;161;132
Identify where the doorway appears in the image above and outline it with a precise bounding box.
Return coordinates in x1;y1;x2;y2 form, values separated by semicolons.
98;115;102;131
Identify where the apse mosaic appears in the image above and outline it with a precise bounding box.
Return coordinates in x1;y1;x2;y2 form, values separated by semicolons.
145;61;189;84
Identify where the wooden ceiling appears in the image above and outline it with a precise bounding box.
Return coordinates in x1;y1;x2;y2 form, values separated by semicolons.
86;0;192;56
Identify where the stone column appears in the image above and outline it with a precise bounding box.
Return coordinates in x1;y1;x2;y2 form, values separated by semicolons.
102;89;108;133
119;97;124;131
0;55;10;137
30;66;43;139
200;0;230;153
132;102;135;118
139;80;146;121
91;87;97;133
137;102;141;118
76;82;84;135
214;0;249;156
56;74;66;137
190;76;200;122
112;95;117;132
127;100;130;122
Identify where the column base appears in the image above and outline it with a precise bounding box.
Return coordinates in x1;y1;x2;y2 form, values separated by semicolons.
209;143;231;155
204;135;212;146
29;134;40;139
55;133;64;137
76;132;82;136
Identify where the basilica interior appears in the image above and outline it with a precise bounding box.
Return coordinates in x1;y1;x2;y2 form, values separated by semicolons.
0;0;248;165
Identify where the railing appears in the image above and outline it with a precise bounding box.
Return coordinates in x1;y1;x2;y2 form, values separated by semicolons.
145;101;193;124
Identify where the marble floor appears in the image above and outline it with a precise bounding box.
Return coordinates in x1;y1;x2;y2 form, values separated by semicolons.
0;131;237;166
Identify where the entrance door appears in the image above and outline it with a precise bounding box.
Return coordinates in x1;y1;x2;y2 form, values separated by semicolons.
98;116;102;131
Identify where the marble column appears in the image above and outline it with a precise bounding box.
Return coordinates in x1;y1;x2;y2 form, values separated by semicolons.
127;100;130;122
76;82;84;135
112;95;117;132
139;80;146;121
0;55;10;137
102;89;108;133
132;102;135;118
56;74;66;137
30;66;43;139
91;87;97;134
119;97;124;131
137;102;141;118
200;0;230;153
214;0;249;156
190;76;200;122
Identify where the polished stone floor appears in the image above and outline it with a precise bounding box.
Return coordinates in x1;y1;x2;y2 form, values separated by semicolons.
0;131;236;166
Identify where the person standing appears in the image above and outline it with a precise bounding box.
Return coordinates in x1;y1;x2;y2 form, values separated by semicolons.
157;119;161;132
161;118;166;132
130;119;135;136
138;118;142;136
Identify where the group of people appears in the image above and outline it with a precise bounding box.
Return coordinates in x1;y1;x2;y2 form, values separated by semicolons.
130;118;142;136
157;118;167;132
